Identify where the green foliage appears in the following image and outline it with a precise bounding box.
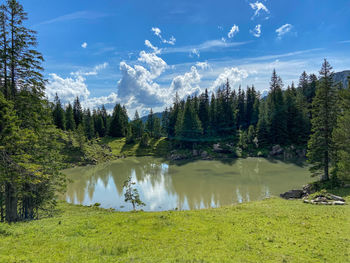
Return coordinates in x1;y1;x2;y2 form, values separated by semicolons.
175;96;202;144
123;175;145;211
307;59;338;181
65;103;75;131
52;93;65;130
332;79;350;181
266;69;287;145
109;104;128;138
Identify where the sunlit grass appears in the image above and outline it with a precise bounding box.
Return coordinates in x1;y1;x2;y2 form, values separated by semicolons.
0;195;349;262
101;137;170;157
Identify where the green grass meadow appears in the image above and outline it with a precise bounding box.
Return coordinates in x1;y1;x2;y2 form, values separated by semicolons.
1;192;349;263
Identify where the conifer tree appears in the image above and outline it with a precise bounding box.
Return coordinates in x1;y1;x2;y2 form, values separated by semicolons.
131;110;143;139
109;103;127;137
52;93;65;130
73;96;83;127
198;89;210;135
332;77;350;181
307;59;338;181
266;69;287;145
65;103;75;131
176;96;202;145
146;109;155;137
83;109;95;140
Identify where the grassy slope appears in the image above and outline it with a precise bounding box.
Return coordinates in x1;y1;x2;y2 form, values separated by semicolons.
101;137;170;157
1;192;349;263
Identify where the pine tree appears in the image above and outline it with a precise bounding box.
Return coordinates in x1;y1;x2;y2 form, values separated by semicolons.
83;109;95;140
266;69;287;145
131;110;143;139
73;96;83;127
65;103;75;131
109;103;128;137
198;89;210;135
153;117;162;139
176;96;202;145
307;59;338;181
332;77;350;181
52;93;65;130
5;0;44;98
256;100;269;148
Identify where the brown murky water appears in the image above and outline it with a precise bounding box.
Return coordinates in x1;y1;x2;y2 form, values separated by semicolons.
62;157;311;211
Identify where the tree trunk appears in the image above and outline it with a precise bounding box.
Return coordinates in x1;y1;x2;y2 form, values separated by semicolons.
5;182;18;222
0;191;4;222
322;151;329;181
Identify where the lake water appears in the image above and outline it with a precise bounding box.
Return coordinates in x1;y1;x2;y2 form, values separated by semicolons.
62;157;311;211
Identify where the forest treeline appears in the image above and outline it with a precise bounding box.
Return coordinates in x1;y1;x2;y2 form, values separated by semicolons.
0;0;350;223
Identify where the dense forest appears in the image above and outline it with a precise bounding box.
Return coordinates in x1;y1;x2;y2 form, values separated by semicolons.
0;0;350;223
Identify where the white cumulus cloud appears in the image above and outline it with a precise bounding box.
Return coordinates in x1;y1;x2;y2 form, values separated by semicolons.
46;74;90;102
145;40;160;54
250;24;261;37
81;42;87;48
249;2;269;20
228;25;239;39
276;24;293;39
170;66;201;99
211;67;248;90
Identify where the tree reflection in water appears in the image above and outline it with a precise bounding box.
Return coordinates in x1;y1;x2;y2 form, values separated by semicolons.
62;157;311;211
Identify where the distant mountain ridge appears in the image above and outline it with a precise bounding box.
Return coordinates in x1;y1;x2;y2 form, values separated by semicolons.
333;70;350;88
140;112;163;123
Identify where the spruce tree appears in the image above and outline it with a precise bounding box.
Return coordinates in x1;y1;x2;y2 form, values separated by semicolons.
266;69;287;145
307;59;338;181
131;110;143;139
109;103;127;137
65;103;75;131
52;93;65;130
332;77;350;181
73;97;83;127
198;89;210;135
146;109;155;137
176;96;202;145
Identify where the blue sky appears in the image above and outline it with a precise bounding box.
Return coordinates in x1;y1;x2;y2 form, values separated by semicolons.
22;0;350;116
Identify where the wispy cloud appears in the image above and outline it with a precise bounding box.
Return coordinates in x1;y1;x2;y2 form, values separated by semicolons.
81;42;88;48
250;24;261;38
151;27;176;45
249;2;269;20
228;25;239;39
36;11;109;26
276;24;294;39
338;40;350;44
163;39;249;54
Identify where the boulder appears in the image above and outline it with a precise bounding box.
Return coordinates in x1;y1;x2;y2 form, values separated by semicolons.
270;145;284;156
213;143;223;152
200;151;208;158
192;149;199;157
280;189;305;199
333;201;345;205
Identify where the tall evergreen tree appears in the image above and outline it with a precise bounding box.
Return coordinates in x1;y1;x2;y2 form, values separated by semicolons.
131;110;143;139
73;96;83;127
332;77;350;181
175;96;202;144
109;103;128;137
266;69;287;145
52;93;65;130
307;59;338;181
146;109;155;137
65;103;75;131
198;89;210;135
